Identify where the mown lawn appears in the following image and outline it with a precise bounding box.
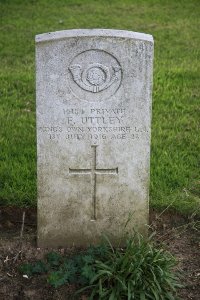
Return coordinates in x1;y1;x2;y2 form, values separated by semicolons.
0;0;199;214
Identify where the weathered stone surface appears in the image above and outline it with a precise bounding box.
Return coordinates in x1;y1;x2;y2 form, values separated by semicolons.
36;29;154;247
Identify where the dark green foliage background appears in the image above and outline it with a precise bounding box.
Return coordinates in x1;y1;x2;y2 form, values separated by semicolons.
0;0;199;212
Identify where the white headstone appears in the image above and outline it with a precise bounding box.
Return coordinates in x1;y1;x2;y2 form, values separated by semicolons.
36;29;154;247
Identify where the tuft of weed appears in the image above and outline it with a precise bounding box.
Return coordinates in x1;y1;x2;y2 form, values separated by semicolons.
77;234;181;300
19;234;181;299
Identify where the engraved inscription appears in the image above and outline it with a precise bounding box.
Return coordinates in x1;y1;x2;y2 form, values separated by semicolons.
68;50;122;101
38;106;149;141
69;145;118;220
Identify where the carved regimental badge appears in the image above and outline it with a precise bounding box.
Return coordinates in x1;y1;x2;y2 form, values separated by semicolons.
68;49;122;102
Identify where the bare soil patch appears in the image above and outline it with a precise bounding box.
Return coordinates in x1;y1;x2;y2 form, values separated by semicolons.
0;207;199;299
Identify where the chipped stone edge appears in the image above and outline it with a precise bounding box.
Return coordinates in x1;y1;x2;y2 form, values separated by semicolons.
35;29;154;44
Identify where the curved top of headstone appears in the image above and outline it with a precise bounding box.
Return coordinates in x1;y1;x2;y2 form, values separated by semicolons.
35;29;153;44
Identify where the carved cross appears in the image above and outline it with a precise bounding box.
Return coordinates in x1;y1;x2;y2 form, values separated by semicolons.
69;145;118;220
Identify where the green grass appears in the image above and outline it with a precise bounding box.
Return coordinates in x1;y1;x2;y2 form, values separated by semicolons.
0;0;199;213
